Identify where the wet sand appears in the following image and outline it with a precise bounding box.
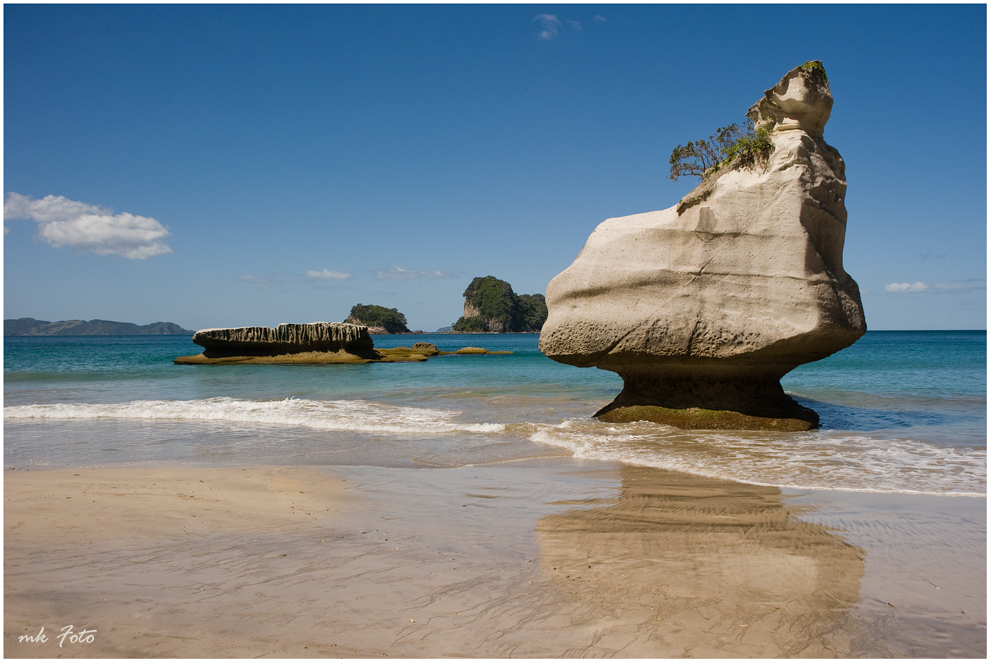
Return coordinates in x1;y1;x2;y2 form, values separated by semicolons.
4;459;986;658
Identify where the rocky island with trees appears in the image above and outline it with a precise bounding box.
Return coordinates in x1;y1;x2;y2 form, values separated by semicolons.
344;304;411;334
451;276;548;333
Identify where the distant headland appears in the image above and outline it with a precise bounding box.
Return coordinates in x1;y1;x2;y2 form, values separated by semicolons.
4;318;194;336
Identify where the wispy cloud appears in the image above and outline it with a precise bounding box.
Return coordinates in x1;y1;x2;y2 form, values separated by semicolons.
235;274;276;291
534;14;561;41
915;251;947;261
566;19;581;30
884;279;986;293
594;14;606;23
306;269;352;280
239;269;353;285
884;281;929;292
932;279;986;292
376;267;453;280
237;275;273;285
4;192;172;259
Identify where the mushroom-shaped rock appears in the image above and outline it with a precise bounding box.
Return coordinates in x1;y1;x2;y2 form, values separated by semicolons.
539;63;865;430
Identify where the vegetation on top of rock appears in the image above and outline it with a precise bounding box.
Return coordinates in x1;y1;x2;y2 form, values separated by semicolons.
669;117;776;183
799;60;828;84
344;304;410;334
4;317;193;336
669;62;828;184
452;276;548;333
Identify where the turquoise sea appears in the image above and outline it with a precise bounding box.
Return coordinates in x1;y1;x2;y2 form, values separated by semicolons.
4;331;986;496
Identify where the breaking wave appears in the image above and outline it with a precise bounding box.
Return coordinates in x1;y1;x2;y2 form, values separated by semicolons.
529;419;987;497
4;397;505;435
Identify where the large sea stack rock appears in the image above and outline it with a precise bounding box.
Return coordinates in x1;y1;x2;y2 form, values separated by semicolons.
192;322;374;358
539;63;866;430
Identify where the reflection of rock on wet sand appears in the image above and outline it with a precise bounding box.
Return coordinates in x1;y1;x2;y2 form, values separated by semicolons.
537;466;864;657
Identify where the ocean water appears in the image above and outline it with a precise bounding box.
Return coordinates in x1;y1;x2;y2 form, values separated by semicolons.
3;331;986;496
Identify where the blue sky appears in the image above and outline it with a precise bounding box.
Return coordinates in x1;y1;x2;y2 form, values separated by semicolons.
4;4;986;331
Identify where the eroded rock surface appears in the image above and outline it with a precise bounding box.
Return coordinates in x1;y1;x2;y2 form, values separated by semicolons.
175;328;510;364
539;63;865;429
192;322;375;358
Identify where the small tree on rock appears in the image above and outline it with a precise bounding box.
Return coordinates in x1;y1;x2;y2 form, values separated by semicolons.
669;119;775;183
668;124;745;181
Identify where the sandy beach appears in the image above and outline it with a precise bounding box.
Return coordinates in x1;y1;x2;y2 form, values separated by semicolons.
4;458;985;658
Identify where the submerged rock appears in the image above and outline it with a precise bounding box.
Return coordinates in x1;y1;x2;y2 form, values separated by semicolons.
539;63;866;430
411;342;441;356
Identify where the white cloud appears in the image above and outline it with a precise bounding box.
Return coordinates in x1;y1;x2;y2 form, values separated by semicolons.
594;14;606;23
376;267;452;280
4;192;171;259
534;14;561;40
566;19;581;30
884;281;929;292
306;269;352;280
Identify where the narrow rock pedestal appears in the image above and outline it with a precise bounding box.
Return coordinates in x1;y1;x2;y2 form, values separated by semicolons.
594;366;819;431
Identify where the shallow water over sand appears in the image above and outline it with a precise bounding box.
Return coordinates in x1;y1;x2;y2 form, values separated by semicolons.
4;332;987;495
5;460;985;658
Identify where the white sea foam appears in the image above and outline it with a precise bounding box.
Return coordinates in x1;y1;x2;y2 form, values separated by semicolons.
4;397;505;435
529;420;987;496
6;398;985;496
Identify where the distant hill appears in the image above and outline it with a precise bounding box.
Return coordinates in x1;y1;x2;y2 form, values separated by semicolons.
4;318;194;336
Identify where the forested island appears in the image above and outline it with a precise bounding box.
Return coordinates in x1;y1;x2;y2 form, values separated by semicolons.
452;276;548;333
344;304;411;334
341;276;547;335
